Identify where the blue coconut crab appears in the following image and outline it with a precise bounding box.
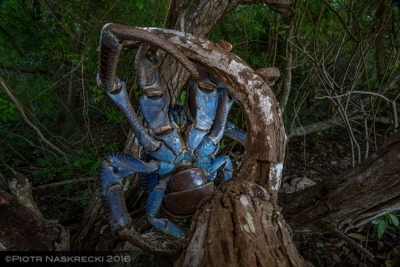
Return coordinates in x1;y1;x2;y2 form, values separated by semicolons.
97;23;246;239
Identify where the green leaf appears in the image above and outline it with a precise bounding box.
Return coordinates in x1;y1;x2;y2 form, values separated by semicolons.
316;242;324;248
377;220;387;239
388;214;399;226
371;217;382;225
80;199;89;206
347;233;367;240
278;55;288;61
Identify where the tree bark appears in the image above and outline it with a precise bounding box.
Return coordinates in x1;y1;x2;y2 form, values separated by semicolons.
108;27;308;265
175;181;310;267
279;131;400;233
0;175;69;251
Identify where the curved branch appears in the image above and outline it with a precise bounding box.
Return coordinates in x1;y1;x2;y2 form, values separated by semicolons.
288;115;393;139
137;27;286;193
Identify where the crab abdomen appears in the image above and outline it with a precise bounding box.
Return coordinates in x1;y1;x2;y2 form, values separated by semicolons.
164;168;214;217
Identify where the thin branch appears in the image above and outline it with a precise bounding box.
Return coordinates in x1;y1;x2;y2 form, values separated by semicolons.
32;177;96;190
316;90;398;129
322;0;359;43
326;227;374;258
288;115;392;139
0;147;17;175
0;65;53;76
0;76;76;178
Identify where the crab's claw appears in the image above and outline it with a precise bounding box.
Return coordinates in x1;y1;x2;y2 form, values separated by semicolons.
99;160;133;235
97;23;198;93
99;153;159;235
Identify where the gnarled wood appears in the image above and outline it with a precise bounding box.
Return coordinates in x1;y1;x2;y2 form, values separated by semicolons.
106;27;301;265
146;28;286;197
175;181;310;266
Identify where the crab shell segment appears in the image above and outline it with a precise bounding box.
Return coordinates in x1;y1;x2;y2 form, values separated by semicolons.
164;168;214;217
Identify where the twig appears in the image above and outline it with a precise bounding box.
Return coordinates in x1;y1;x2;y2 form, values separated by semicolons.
316;90;398;130
1;130;59;159
326;227;374;258
0;147;17;175
32;177;96;190
179;0;193;32
0;76;76;178
321;0;359;43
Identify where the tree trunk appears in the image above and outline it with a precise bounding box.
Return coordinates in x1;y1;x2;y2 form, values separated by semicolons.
279;131;400;233
175;181;310;266
141;27;307;265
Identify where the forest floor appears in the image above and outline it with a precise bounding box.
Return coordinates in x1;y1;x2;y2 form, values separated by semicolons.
29;121;399;267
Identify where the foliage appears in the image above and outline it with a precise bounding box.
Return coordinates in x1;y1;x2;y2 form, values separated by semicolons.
371;214;400;239
0;0;169;182
0;96;19;121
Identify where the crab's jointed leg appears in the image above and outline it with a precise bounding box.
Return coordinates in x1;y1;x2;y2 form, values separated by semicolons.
186;68;219;152
195;88;234;158
96;23;197;163
136;45;184;158
206;155;233;181
100;153;158;235
168;104;187;129
146;179;186;239
224;121;247;146
106;83;175;163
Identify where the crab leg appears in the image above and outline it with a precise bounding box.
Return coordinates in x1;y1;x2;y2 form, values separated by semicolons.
168;104;187;129
186;68;219;152
146;179;186;239
106;83;176;162
195;88;234;158
99;153;158;235
96;23;196;162
206;155;233;181
136;45;184;158
224;121;247;146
